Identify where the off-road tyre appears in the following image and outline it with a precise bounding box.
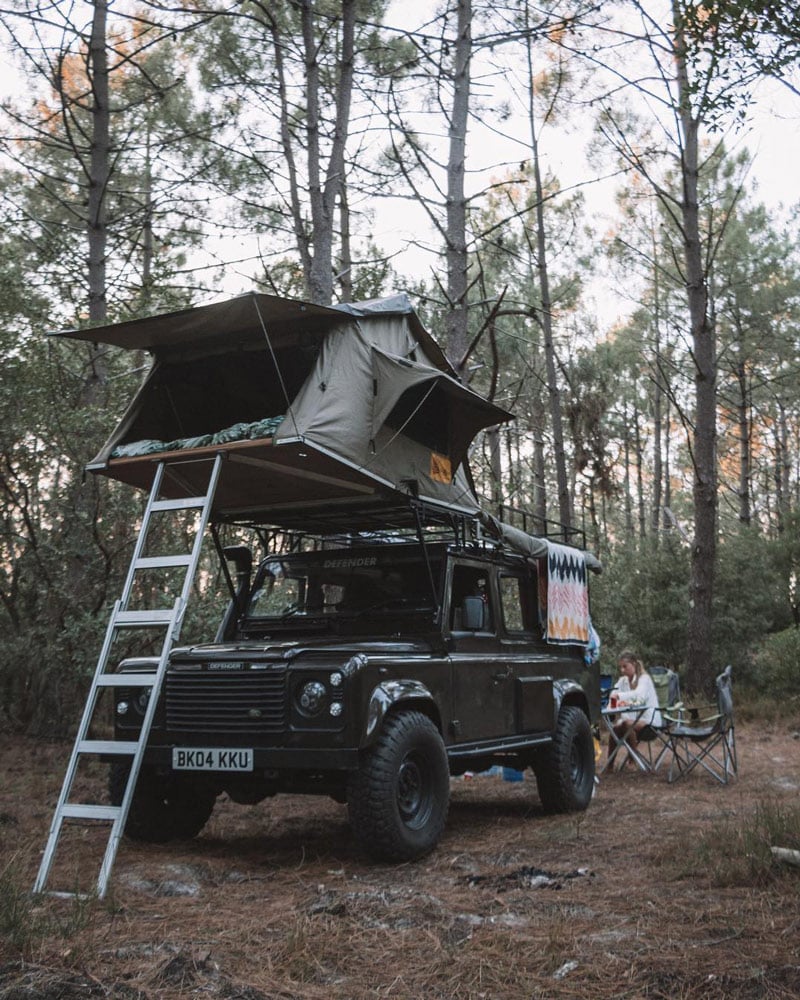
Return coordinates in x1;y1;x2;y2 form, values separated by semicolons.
347;709;449;862
109;762;216;842
533;705;594;813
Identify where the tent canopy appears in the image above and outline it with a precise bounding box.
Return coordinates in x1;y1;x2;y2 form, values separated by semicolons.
55;292;512;529
51;292;453;371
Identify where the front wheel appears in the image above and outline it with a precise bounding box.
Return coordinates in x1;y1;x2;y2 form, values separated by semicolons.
109;763;217;842
347;710;449;862
533;705;595;813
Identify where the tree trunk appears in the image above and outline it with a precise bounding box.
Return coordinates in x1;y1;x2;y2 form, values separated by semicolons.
141;128;154;313
651;234;664;539
84;0;110;399
525;17;571;532
486;426;503;510
634;402;646;540
445;0;471;367
339;180;353;303
531;391;547;532
675;5;717;693
302;0;356;305
268;9;312;282
623;403;633;536
776;399;790;533
736;358;751;525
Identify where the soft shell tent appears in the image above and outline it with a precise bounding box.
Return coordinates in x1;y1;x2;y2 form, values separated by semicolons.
54;292;511;530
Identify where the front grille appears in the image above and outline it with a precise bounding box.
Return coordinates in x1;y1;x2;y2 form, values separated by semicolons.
165;669;287;734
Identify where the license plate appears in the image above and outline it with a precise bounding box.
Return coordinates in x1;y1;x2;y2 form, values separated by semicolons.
172;747;253;772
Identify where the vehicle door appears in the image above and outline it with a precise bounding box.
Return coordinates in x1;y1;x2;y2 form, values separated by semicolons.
447;559;513;742
497;567;555;734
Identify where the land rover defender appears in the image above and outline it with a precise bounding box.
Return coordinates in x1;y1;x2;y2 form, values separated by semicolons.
110;519;599;862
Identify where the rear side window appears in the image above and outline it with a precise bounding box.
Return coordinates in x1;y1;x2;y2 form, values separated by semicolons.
449;565;493;632
499;574;537;633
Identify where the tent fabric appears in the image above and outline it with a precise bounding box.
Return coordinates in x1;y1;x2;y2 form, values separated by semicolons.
69;291;511;523
369;347;505;470
50;291;453;373
50;294;346;355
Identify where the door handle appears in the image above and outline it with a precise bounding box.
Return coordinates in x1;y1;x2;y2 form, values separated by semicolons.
493;668;512;682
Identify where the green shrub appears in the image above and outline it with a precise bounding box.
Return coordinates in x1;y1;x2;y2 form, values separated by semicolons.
681;799;800;887
0;853;94;956
744;626;800;702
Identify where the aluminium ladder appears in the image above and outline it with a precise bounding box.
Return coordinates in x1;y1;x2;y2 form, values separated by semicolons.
34;454;223;899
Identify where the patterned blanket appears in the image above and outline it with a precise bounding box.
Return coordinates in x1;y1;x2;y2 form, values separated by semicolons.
545;541;590;645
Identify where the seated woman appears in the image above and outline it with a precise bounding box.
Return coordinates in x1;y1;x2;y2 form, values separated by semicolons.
608;650;663;765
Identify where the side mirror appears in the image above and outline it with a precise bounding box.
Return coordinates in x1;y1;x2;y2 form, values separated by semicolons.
223;545;252;586
216;546;253;643
462;596;485;631
224;544;252;571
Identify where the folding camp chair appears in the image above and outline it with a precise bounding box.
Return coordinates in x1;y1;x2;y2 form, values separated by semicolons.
636;665;681;773
663;665;737;784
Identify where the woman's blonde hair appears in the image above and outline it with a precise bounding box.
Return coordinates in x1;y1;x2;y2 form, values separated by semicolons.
618;650;645;688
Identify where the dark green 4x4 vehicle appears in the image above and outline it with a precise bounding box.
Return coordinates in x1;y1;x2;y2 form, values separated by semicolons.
111;520;600;862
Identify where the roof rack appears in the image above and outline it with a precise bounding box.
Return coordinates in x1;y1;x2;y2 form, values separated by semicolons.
218;496;587;561
493;502;586;550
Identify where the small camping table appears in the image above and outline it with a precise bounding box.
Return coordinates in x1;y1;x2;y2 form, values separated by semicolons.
599;704;655;774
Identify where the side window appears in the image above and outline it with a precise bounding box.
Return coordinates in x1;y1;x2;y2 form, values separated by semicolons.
499;574;536;633
449;565;493;632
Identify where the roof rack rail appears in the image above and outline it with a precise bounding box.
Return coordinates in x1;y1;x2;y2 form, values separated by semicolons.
493;502;586;550
215;497;587;558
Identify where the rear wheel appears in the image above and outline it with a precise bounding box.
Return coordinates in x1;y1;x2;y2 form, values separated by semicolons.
533;705;594;813
109;763;216;842
347;710;449;862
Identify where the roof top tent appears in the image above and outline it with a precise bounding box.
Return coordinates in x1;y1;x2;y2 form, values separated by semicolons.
54;292;512;532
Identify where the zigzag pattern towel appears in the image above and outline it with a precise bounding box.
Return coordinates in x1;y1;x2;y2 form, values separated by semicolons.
545;541;589;645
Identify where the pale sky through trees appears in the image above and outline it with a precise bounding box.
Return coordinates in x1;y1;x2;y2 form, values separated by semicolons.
0;2;796;308
373;2;800;296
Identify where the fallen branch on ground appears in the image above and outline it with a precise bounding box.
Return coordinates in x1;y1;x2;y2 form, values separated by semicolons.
770;846;800;868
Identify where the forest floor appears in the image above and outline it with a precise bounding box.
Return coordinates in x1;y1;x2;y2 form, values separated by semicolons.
1;720;800;1000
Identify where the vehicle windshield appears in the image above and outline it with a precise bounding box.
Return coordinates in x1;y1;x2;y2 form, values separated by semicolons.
243;546;441;626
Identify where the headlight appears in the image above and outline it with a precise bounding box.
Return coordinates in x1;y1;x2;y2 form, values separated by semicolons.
297;680;327;716
135;688;152;714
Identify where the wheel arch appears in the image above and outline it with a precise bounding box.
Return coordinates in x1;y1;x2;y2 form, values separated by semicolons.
364;679;442;746
554;678;590;724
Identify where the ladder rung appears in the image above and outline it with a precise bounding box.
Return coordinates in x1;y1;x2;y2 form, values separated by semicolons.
61;803;121;821
133;555;193;570
77;740;140;755
151;496;207;512
95;674;158;688
45;890;94;901
114;609;175;626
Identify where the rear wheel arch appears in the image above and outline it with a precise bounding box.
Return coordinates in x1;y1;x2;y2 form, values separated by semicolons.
553;679;591;723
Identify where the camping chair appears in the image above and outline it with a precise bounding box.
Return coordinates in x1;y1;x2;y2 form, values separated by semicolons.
650;665;681;712
663;665;737;784
600;673;614;710
635;666;681;773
